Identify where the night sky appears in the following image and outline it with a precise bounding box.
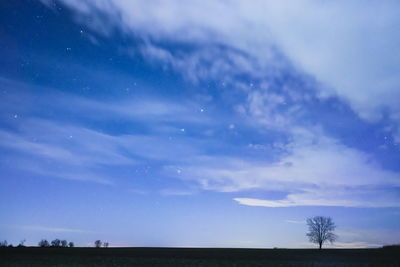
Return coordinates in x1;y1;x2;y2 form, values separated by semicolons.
1;0;400;248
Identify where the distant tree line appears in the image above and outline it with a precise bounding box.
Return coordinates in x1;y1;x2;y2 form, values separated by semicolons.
38;239;74;248
0;239;26;247
38;239;109;248
0;239;110;248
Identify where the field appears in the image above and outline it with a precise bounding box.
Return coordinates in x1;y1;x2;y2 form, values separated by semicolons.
1;247;399;267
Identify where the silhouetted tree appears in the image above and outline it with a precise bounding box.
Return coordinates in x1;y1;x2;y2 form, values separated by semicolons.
17;239;26;247
51;239;61;247
68;241;74;247
94;240;102;248
103;242;109;248
61;240;68;247
38;239;50;247
0;240;7;247
306;216;337;249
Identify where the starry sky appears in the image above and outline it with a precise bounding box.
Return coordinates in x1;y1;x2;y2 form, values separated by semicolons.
1;0;400;248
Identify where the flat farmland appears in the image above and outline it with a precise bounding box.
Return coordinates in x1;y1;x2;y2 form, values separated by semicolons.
1;247;399;267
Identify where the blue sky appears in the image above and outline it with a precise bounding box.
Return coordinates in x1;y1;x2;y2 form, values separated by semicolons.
0;0;400;248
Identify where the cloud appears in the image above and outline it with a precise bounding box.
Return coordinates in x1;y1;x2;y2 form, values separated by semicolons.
41;0;400;139
259;1;400;120
0;116;204;184
2;75;399;207
233;190;400;208
0;78;218;185
36;0;400;150
172;127;400;207
0;119;138;185
65;96;209;124
136;43;274;85
159;188;194;196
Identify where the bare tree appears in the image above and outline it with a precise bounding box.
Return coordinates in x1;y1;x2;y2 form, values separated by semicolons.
0;240;7;247
103;242;109;248
38;239;50;247
94;240;102;248
306;216;337;249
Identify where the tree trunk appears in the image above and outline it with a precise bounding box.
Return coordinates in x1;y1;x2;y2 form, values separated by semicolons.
319;242;322;249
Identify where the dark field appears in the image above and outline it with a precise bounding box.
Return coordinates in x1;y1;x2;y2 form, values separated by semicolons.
1;247;399;267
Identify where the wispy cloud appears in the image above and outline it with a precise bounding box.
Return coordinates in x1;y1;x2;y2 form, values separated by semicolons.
2;76;399;207
159;188;195;196
0;78;216;185
233;193;400;208
170;127;400;207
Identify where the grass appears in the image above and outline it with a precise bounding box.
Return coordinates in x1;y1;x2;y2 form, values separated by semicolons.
1;247;400;266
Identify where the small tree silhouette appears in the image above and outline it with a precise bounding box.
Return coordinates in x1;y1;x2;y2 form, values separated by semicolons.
38;239;50;247
0;240;7;247
94;240;102;248
306;216;337;249
51;239;61;247
68;241;74;247
61;240;68;247
103;242;109;248
18;239;26;247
